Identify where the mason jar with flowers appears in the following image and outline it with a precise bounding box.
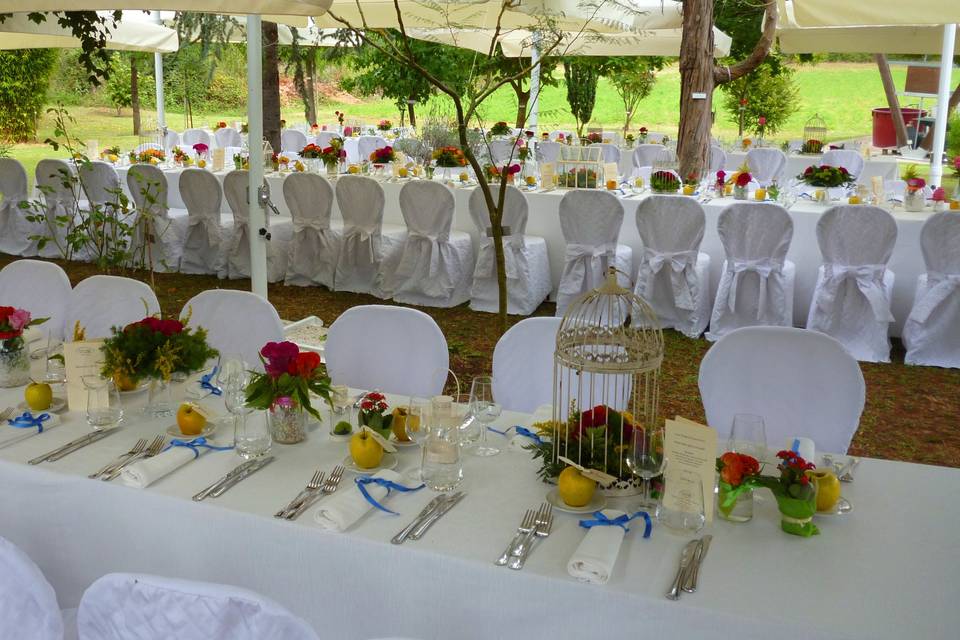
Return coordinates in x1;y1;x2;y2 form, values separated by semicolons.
584;132;602;145
732;171;752;199
714;170;727;197
638;127;648;142
300;143;324;172
716;451;762;522
377;119;392;132
0;307;46;388
244;341;331;444
490;121;511;137
432;145;467;180
902;165;927;212
369;146;396;174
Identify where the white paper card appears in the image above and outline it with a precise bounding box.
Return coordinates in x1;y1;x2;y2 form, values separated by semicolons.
64;340;105;411
663;418;718;524
212;148;225;171
539;162;555;186
603;162;620;183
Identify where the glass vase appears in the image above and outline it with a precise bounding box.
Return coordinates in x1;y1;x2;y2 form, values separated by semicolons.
325;161;337;177
733;185;748;200
0;339;30;388
718;486;754;522
144;378;173;418
904;189;926;212
774;493;820;537
267;403;307;444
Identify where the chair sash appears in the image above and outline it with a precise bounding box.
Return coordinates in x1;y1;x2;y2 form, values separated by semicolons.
395;231;455;298
911;272;960;324
474;230;522;280
292;215;327;234
640;248;699;311
726;257;782;319
818;263;894;324
340;226;378;265
559;242;615;295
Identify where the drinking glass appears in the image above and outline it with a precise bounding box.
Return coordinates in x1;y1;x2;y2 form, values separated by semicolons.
420;407;463;492
656;472;706;533
234;411;273;460
402;400;427;482
83;375;123;430
625;424;666;508
727;414;767;460
43;335;66;385
468;376;501;457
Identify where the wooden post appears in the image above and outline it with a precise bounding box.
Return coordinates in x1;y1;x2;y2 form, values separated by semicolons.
875;54;908;148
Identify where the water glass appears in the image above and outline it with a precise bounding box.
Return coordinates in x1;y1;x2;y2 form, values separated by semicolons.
43;335;66;385
727;414;767;460
420;406;463;492
468;376;501;457
235;411;272;460
656;472;706;533
83;375;123;430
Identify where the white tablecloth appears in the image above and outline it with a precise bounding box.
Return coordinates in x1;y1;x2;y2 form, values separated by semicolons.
0;373;957;640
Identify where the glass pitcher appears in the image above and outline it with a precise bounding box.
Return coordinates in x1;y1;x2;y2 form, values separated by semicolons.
420;396;463;492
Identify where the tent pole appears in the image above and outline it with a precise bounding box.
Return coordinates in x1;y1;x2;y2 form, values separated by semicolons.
930;24;956;187
528;31;540;132
247;15;269;299
153;11;165;130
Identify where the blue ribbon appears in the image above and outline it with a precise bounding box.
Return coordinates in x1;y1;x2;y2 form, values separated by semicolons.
200;366;222;396
7;412;50;433
791;438;801;455
486;425;544;445
163;437;233;459
579;511;653;538
354;476;425;515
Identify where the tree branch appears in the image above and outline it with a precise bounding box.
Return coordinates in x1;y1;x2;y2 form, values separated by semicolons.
714;0;777;85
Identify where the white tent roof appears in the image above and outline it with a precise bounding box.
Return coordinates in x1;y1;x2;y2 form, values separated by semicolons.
790;0;960;28
0;12;178;52
0;1;330;17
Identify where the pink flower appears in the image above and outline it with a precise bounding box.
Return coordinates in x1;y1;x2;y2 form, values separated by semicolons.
758;116;767;126
7;309;31;331
260;341;300;379
272;396;294;410
932;187;946;202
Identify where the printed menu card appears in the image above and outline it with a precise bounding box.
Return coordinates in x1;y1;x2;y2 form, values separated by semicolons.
663;417;718;524
64;340;105;411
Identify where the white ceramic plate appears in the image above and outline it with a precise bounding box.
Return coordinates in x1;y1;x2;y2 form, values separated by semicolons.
390;436;420;448
545;488;608;514
165;423;217;439
342;452;398;475
17;397;67;414
119;383;150;395
813;496;852;517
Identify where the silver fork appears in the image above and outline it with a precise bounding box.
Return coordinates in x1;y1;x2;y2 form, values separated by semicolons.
509;504;553;570
103;435;164;481
274;468;325;518
286;465;344;520
495;509;537;566
89;438;147;479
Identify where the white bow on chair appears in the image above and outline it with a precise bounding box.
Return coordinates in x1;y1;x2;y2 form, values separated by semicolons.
475;232;520;280
818;263;895;324
910;271;960;324
340;227;377;265
641;248;698;311
395;230;453;298
560;242;615;295
727;257;781;320
292;216;327;234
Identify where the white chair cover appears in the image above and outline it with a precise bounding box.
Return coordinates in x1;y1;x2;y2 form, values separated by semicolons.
280;129;309;154
806;205;897;363
699;326;865;454
0;260;72;341
282;173;341;288
222;170;291;282
388;181;474;307
745;148;787;186
601;131;621;145
634;195;711;337
709;145;727;174
66;275;160;340
333;175;404;297
180;290;283;370
77;573;318;640
78;161;121;211
707;202;796;341
161;129;180;150
536;141;561;163
556;190;632;316
176;168;231;275
904;212;960;368
594;143;620;165
632;144;667;170
32;159;78;259
0;158;30;255
325;305;448;397
0;535;64;640
488;139;518;165
214;127;242;149
820;149;864;179
357;136;388;163
468;185;551;315
646;132;666;144
492;317;562;413
315;131;338;147
126;164;184;272
181;128;212;148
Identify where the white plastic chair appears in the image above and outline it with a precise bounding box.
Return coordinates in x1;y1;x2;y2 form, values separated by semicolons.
806;205;897;363
634;195;712;338
174;168;232;275
32;159;79;259
181;128;212;148
904;212;960;368
594;143;621;166
125;164;186;272
222;170;292;282
280;129;309;154
66;275;160;340
555;190;632;316
536;141;561;164
77;573;318;640
745;148;787;187
214;127;242;149
161;128;180;150
0;260;72;341
387;181;475;307
333;175;405;297
632;144;667;171
699;326;865;454
492;317;562;413
707;202;796;341
708;145;727;174
0;157;31;256
820;149;865;180
325;305;448;398
0;535;72;640
180;290;284;370
357;135;388;163
468;185;551;315
283;173;341;288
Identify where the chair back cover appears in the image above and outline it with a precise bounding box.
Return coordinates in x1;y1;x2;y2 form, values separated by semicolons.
280;129;309;154
820;149;865;179
594;143;620;165
0;260;72;341
179;168;224;272
0;536;63;640
162;128;180;150
817;205;897;267
709;145;726;174
126;164;169;219
66;275;160;340
745;148;787;186
214;127;242;149
0;158;29;255
921;211;960;275
393;181;461;298
536;141;561;163
488;139;517;165
326;305;448;398
315;131;338;147
335;175;386;271
78;161;120;209
181;128;212;148
180;290;283;370
284;172;333;231
468;184;527;279
632;144;666;169
699;326;865;454
492;317;561;414
77;572;319;640
556;190;624;313
357;136;388;161
283;173;337;287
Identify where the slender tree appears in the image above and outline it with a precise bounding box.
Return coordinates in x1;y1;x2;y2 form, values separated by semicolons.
262;21;282;152
564;57;600;136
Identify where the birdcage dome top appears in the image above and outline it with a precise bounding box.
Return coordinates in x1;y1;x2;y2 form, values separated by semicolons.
555;268;664;373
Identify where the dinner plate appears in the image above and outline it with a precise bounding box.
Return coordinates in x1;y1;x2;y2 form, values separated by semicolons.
390;436;420;448
17;397;67;414
545;488;608;514
342;452;398;475
814;496;852;517
165;423;217;439
119;383;150;395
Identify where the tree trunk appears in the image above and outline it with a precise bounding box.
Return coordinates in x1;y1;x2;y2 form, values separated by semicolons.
407;98;416;127
515;87;530;129
677;0;715;180
305;51;317;125
130;57;140;136
875;54;908;148
262;21;282;153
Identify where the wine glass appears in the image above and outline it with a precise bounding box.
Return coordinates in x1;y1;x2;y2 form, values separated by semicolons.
468;376;500;457
83;375;123;430
625;424;667;508
727;414;767;460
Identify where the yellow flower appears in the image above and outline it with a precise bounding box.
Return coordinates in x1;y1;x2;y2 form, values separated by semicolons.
73;321;86;342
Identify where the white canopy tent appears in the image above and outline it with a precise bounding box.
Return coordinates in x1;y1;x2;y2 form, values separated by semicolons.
0;12;178;52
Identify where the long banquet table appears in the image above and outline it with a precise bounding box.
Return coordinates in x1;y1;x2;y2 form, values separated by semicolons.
0;372;958;639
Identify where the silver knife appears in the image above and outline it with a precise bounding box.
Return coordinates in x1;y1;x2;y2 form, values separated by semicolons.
391;495;447;545
683;535;712;593
193;459;260;501
667;540;699;600
409;492;465;540
209;456;275;498
28;428;118;465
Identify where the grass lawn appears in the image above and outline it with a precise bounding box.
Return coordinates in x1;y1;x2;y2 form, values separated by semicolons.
2;253;957;469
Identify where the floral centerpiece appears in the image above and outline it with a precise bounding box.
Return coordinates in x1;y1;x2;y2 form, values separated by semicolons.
760;450;819;537
100;146;120;162
0;307;46;387
300;143;323;160
714;170;726;195
485;163;521;183
932;186;947;210
801;139;823;154
317;146;342;173
172;146;188;165
357;391;393;439
716;452;762;522
233;153;249;170
214;121;227;130
433;146;468;168
245;341;331;444
192;142;209;159
638;127;648;142
624;133;635;148
562;167;598;188
732;170;752;199
490;121;511;136
650;170;680;193
584;132;602;145
741;138;752;151
369;146;396;165
335;110;346;127
798;164;854;189
517;141;530;163
541;132;550;140
131;148;166;165
377;119;392;131
557;133;567;143
902;165;927;211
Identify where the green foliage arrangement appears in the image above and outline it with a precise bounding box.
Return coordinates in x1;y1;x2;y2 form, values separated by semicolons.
100;314;218;383
650;170;680;193
798;164;854;188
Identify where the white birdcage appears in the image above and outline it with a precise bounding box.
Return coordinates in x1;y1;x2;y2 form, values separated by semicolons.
550;268;664;495
557;144;603;188
802;114;827;153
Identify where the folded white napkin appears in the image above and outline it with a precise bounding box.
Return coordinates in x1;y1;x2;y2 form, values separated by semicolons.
566;509;628;585
0;412;61;449
120;442;208;488
315;469;401;532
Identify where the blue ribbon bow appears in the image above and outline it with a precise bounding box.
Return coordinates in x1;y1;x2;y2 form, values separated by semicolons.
7;412;50;433
486;425;544;446
579;511;652;538
200;366;222;397
354;476;425;515
163;437;233;459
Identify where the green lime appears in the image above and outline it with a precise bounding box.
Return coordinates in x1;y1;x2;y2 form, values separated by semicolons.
333;421;352;435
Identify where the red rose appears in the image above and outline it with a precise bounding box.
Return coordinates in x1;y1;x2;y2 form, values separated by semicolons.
735;172;751;187
0;306;14;323
287;351;321;377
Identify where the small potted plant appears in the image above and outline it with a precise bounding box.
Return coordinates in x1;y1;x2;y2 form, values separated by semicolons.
759;450;819;537
490;121;511;137
798;164;855;202
0;307;46;388
377;119;392;131
357;391;393;440
638;127;648;143
902;165;927;212
716;452;762;522
650;170;680;194
624;133;635;148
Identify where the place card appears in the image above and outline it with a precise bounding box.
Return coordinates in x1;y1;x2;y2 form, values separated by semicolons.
212;148;225;171
539;162;555;187
64;340;105;411
85;139;99;157
603;162;620;183
663;417;718;523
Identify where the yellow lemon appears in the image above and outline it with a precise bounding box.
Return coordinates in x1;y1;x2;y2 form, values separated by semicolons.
848;195;861;205
348;165;360;174
754;188;767;201
459;172;469;182
683;184;696;196
806;469;842;512
525;176;536;186
558;466;597;508
197;159;207;169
